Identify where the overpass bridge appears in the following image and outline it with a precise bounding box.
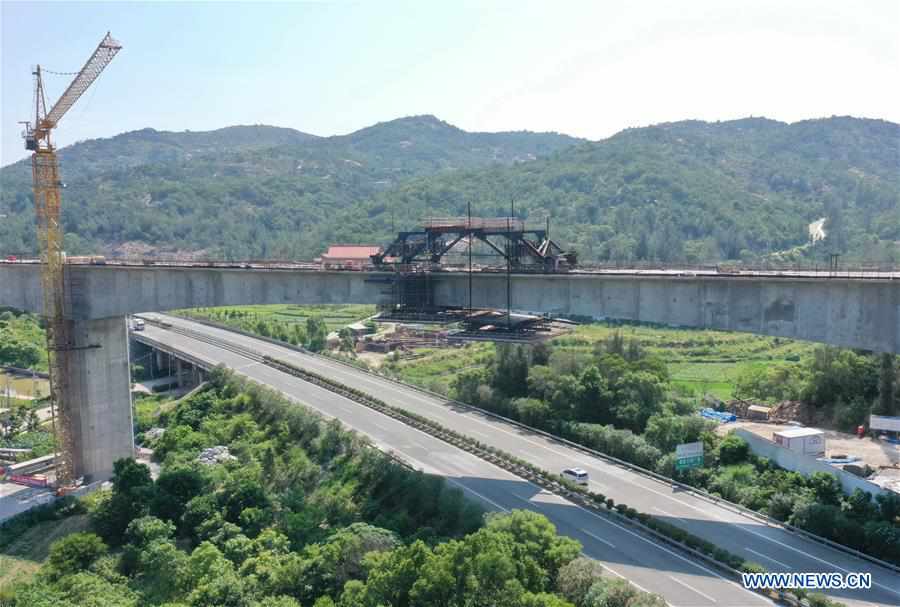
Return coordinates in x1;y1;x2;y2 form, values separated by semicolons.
1;259;897;480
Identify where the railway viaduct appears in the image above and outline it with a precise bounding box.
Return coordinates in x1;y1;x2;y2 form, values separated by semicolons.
1;261;898;480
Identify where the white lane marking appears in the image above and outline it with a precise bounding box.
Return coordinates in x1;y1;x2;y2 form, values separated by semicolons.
667;575;717;604
235;362;260;371
654;506;677;517
746;548;793;570
296;350;900;601
369;419;392;432
446;478;510;513
310;364;900;596
159;321;775;604
582;529;616;549
509;495;768;605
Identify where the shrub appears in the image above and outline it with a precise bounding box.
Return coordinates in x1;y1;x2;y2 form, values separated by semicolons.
717;434;749;465
739;561;766;575
47;532;108;578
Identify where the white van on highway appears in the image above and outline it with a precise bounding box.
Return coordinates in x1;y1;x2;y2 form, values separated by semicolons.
130;318;145;331
562;467;589;486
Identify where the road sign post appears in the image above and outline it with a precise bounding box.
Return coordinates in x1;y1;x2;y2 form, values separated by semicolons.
675;441;704;471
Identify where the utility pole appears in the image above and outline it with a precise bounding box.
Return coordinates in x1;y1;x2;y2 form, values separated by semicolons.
506;200;513;330
467;201;473;313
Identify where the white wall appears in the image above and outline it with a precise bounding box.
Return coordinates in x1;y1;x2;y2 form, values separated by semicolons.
734;428;889;497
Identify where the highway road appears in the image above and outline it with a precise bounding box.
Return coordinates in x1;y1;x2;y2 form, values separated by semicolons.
138;314;900;606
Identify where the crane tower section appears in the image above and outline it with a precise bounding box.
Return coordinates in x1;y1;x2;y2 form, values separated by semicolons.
22;33;121;489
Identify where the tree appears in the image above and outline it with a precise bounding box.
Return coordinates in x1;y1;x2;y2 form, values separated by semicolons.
575;366;612;424
306;317;328;352
47;532;108;578
26;407;41;432
766;493;796;522
531;341;553;366
151;465;206;526
125;515;175;547
863;520;900;563
803;347;879;411
493;345;530;398
583;578;640;607
876;353;897;416
513;397;553;428
557;557;604;606
717;435;749;465
610;370;665;433
91;458;155;545
808;472;842;507
484;510;581;590
876;492;900;523
842;488;875;520
644;414;712;453
338;328;355;352
453;369;489;405
527;365;559;402
549;375;583;421
520;593;576;607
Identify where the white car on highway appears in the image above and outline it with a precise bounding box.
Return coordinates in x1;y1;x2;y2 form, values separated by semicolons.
562;467;589;486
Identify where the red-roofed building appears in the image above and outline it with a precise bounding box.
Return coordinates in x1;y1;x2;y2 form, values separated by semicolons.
318;245;382;269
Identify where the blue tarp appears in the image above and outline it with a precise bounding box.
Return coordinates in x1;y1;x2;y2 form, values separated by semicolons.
701;408;736;423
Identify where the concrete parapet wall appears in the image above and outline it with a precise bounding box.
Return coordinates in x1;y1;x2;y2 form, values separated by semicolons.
2;264;898;352
434;273;900;353
734;428;888;497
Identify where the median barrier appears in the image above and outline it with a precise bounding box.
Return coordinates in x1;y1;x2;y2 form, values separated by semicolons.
159;312;900;574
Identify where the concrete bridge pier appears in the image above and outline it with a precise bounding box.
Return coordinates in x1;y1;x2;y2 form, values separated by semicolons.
64;316;135;481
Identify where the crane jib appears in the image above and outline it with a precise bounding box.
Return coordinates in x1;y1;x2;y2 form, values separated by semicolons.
37;32;122;137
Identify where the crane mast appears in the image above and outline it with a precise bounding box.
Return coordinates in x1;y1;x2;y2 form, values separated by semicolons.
22;33;121;489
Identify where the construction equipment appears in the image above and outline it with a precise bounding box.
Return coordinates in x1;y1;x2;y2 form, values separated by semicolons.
20;33;121;488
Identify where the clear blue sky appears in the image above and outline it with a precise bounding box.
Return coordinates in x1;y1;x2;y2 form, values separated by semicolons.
2;0;898;167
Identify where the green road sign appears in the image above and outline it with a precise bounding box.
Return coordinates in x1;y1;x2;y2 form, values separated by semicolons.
675;441;704;471
675;454;704;471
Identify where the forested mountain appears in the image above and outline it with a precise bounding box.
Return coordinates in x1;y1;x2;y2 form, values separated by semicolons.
0;115;580;257
1;115;897;262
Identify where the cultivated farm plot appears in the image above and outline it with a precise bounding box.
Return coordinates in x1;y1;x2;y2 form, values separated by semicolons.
192;304;376;332
391;322;817;401
391;343;494;394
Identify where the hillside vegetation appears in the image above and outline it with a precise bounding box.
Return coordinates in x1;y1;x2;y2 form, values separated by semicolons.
1;115;896;262
1;369;669;607
0;116;578;258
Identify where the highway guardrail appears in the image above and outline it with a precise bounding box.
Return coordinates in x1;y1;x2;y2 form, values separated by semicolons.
157;312;900;575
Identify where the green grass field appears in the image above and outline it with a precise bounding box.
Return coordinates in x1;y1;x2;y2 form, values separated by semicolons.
551;324;814;400
186;304;376;332
388;323;814;401
388;343;495;394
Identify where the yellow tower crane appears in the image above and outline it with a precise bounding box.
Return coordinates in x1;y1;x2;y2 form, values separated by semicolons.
20;33;121;489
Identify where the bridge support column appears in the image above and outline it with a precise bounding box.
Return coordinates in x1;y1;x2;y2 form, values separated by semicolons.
65;317;134;482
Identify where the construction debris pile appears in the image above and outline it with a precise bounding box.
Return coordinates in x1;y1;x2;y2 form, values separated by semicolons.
196;446;237;466
725;398;810;424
